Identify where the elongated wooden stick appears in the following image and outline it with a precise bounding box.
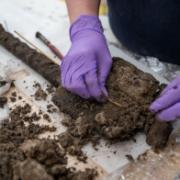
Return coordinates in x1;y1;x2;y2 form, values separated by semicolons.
14;31;53;61
107;97;124;108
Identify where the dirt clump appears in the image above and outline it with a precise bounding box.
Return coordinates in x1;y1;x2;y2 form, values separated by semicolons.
0;103;97;180
47;104;58;113
11;92;17;97
13;159;53;180
58;132;88;163
0;81;7;87
53;58;172;152
46;84;55;94
43;113;51;122
0;96;7;108
34;85;47;101
146;121;173;149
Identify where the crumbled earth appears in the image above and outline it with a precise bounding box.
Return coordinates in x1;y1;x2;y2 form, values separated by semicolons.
47;104;58;113
34;84;47;101
0;81;7;87
146;121;172;149
43;114;52;122
0;104;97;180
46;84;55;94
0;96;7;108
9;92;17;102
53;58;172;154
11;92;17;97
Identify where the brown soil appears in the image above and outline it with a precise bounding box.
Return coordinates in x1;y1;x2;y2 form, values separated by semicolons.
0;104;97;180
47;104;58;113
0;24;60;87
48;58;173;161
43;114;51;122
0;96;7;108
0;81;7;87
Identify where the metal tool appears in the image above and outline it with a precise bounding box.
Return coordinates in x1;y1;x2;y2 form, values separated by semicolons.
36;32;64;60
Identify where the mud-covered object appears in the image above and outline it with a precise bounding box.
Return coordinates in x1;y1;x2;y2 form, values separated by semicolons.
0;105;97;180
53;57;172;148
0;24;60;87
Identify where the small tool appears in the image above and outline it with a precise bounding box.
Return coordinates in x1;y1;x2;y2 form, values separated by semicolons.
36;32;64;60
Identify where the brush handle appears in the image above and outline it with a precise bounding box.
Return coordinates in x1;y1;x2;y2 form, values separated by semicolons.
36;32;64;60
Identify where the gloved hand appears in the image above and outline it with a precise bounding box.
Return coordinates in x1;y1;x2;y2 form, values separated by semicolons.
61;15;112;101
150;76;180;121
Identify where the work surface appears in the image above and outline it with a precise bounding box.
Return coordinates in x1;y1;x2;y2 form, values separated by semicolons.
0;0;180;179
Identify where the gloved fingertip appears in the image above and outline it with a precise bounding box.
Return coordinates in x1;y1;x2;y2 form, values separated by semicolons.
101;87;108;97
155;114;166;122
149;102;163;113
156;112;175;122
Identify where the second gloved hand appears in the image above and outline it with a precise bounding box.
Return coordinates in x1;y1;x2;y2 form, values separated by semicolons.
61;15;112;101
150;76;180;121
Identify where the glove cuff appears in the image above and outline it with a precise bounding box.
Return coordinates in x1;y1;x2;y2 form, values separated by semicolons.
70;15;104;41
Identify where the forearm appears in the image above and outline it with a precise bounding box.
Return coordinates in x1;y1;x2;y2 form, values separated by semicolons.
66;0;100;23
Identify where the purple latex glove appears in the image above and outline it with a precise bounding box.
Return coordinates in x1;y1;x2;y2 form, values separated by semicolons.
150;76;180;121
61;15;112;101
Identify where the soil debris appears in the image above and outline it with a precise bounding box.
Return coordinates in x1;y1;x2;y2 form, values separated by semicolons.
0;104;97;180
34;87;47;101
46;84;55;94
58;132;88;163
125;154;135;162
53;58;172;154
10;97;16;102
11;92;17;97
47;104;57;113
0;81;7;87
0;96;7;108
33;82;49;101
18;96;22;100
146;121;173;149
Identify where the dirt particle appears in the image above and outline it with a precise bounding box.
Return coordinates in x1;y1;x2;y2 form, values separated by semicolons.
18;96;22;100
34;88;47;101
11;91;17;97
0;97;7;108
10;96;16;102
125;154;134;162
43;114;51;122
47;104;57;113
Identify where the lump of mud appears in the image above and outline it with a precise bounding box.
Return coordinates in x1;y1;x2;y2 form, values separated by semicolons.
0;96;7;108
0;24;60;87
13;159;53;180
53;57;172;149
146;121;173;149
34;84;47;101
0;103;97;180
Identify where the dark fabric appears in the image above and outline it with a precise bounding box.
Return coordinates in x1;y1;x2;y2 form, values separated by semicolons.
107;0;180;65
